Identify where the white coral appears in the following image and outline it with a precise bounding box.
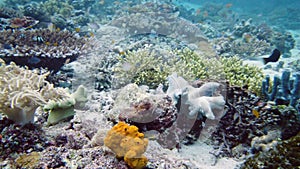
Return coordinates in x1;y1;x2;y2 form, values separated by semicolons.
0;59;69;124
167;73;225;120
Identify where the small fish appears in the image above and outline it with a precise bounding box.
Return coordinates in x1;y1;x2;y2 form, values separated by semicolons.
252;109;260;118
75;27;81;33
225;3;233;8
27;56;41;64
243;49;281;66
87;22;100;30
263;49;281;64
47;23;56;32
144;130;160;140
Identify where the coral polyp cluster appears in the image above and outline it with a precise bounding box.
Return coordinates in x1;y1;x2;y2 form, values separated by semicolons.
104;122;148;169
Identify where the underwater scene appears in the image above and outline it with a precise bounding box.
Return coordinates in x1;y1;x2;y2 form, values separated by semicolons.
0;0;300;168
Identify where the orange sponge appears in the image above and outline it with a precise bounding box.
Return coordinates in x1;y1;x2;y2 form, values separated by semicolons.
104;122;148;169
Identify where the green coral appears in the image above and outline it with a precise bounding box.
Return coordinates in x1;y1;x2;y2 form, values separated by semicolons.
220;56;264;94
113;48;169;88
169;48;224;81
113;47;224;89
113;47;263;94
43;85;88;125
241;132;300;169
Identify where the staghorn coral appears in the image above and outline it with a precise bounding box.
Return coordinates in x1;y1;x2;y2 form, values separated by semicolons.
0;28;87;72
113;47;264;94
0;58;70;124
104;122;148;169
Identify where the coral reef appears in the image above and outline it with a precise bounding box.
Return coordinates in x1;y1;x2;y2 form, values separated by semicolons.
0;29;87;72
220;56;265;94
0;7;23;19
211;84;300;158
0;59;69;124
262;69;300;108
113;48;169;88
113;47;224;89
104;122;149;169
43;85;88;125
110;74;225;149
0;118;51;160
241;132;300;169
109;2;213;54
232;18;295;57
213;36;272;58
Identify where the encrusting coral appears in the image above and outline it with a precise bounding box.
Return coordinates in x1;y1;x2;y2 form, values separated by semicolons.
104;122;148;169
0;58;73;125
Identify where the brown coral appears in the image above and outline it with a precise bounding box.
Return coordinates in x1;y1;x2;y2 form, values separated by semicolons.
0;29;87;72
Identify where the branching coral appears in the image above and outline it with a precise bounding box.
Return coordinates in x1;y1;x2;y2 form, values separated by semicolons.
0;58;70;124
104;122;148;169
113;47;225;89
113;48;168;88
220;56;264;94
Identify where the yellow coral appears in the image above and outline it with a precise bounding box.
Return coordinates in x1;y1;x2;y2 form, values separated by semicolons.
104;122;148;169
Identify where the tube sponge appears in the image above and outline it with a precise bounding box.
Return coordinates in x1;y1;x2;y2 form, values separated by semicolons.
104;122;148;169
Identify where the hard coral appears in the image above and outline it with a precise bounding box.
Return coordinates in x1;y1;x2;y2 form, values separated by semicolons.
104;122;148;169
0;29;87;72
220;56;264;94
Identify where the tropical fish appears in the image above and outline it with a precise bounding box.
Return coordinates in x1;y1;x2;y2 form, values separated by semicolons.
225;3;233;8
87;22;100;30
252;109;260;118
263;49;281;64
144;130;160;140
243;49;281;66
27;56;41;65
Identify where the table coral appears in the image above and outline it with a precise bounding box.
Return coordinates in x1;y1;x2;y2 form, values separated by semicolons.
0;29;87;72
104;122;148;169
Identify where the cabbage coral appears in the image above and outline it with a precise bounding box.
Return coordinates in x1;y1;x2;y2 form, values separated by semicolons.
0;58;69;124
